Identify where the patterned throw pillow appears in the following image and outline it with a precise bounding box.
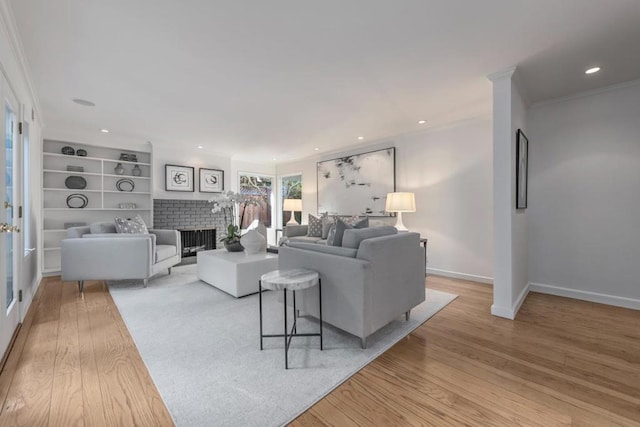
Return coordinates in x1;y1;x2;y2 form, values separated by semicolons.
307;214;323;237
346;216;369;228
326;224;337;245
114;215;149;234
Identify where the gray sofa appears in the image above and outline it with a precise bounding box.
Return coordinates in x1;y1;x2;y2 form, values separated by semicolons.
61;222;181;291
279;227;425;348
283;224;326;244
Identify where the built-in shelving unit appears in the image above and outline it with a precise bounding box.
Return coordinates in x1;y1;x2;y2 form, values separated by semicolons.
42;139;153;274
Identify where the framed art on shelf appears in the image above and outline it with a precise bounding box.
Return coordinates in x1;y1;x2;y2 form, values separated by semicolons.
516;129;528;209
165;164;194;192
199;168;224;193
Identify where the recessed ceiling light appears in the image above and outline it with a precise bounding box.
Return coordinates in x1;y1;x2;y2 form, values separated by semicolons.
72;98;95;107
417;120;427;124
585;67;600;75
100;129;109;133
272;158;277;161
197;145;203;149
357;136;364;140
314;147;319;151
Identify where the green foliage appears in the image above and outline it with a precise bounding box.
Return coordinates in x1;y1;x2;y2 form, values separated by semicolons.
222;224;241;243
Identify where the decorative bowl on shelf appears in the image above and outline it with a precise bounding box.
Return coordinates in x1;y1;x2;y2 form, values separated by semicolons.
66;194;88;209
76;149;87;157
61;146;75;155
65;175;87;189
116;178;135;192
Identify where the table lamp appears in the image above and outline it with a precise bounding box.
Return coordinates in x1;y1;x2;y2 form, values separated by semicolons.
385;192;416;232
283;198;303;225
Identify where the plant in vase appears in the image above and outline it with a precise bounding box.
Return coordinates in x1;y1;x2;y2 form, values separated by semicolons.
209;190;258;252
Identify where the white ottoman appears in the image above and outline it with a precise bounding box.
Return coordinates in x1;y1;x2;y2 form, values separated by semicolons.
197;249;278;297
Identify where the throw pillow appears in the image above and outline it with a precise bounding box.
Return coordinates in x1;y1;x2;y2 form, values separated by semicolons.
306;214;323;237
114;215;148;234
326;224;337;245
321;214;335;239
345;216;369;228
330;219;351;247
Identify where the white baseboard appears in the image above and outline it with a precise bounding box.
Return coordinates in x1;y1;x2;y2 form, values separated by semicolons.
490;282;530;320
427;267;493;284
529;282;640;311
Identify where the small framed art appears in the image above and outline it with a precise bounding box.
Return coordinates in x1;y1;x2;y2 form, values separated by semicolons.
516;129;528;209
165;164;194;192
199;168;224;193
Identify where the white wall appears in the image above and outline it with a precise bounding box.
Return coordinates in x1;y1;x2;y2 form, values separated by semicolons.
528;81;640;309
277;118;494;281
488;68;529;319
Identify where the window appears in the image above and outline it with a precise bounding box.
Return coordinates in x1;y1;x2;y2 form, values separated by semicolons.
238;174;273;229
280;174;302;225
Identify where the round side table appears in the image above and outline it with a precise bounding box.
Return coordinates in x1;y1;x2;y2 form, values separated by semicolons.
259;268;323;369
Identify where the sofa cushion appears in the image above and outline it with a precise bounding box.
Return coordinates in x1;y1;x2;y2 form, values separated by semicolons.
90;222;117;234
288;235;324;244
330;218;369;247
287;242;357;258
156;244;177;263
307;214;323;237
342;226;398;249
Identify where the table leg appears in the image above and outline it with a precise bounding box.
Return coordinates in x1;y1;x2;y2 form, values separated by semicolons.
319;279;323;351
259;280;263;351
293;290;297;334
284;289;288;369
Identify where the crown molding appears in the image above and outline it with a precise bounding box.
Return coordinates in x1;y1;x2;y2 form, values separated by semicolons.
487;66;516;82
0;0;44;126
530;77;640;110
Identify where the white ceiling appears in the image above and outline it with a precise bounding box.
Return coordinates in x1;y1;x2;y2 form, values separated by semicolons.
10;0;640;162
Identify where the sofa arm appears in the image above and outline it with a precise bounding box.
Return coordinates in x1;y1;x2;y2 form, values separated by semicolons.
150;229;181;247
61;236;153;281
284;225;308;238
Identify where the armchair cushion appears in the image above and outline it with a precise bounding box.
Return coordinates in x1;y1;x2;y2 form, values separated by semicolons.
342;226;397;249
90;222;117;234
156;244;177;262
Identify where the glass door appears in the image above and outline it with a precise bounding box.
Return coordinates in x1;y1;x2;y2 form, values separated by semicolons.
0;78;20;355
238;173;275;244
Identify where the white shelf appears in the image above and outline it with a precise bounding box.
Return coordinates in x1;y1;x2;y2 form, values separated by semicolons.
44;151;151;166
44;188;102;193
103;190;151;194
44;208;151;211
43;169;102;176
103;173;150;179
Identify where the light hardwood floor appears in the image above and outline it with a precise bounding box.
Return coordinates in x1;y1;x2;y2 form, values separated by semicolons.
0;275;639;426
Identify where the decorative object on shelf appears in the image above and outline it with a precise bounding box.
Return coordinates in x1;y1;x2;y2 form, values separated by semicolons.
118;203;138;209
132;164;142;176
64;222;86;229
130;154;138;162
116;178;135;192
317;147;395;216
199;168;224;193
385;192;416;232
516;129;528;209
283;199;302;225
66;165;84;172
65;175;87;189
76;149;87;157
66;193;89;209
114;163;125;175
119;153;130;161
61;146;75;155
165;164;194;192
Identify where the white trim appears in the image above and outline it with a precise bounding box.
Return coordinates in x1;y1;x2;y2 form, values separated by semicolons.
530;78;640;110
427;267;493;285
0;0;44;125
490;282;530;320
487;66;516;82
529;282;640;311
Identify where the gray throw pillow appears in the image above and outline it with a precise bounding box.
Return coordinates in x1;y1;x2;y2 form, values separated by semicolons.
114;215;149;234
330;219;351;247
321;214;335;239
326;224;337;245
307;214;323;237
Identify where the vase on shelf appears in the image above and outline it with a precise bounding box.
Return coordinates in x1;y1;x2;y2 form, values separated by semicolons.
224;241;244;252
114;163;125;175
132;164;142;176
240;229;266;254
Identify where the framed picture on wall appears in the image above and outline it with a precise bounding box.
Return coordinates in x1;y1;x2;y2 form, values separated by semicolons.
516;129;528;209
199;168;224;193
165;164;194;192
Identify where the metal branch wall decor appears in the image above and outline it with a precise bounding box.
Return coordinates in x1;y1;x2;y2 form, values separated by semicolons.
317;147;396;216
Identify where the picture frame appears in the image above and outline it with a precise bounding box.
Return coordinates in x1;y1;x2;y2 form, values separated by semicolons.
165;164;194;192
317;147;396;216
199;168;224;193
516;129;528;209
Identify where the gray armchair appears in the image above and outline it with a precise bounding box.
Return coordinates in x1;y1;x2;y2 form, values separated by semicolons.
61;222;181;291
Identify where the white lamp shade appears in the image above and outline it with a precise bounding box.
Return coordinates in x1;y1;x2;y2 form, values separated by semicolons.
385;192;416;213
283;198;302;212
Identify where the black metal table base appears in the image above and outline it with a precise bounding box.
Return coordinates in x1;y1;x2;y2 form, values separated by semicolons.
259;279;323;369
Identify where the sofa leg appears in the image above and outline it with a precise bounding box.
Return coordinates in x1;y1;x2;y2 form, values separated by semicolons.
361;337;367;349
78;280;84;293
168;267;172;275
143;279;148;288
405;310;411;321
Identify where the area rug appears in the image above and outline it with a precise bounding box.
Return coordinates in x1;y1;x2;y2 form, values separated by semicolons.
108;265;457;427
